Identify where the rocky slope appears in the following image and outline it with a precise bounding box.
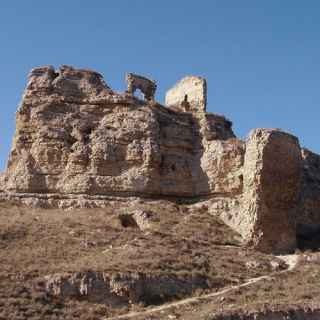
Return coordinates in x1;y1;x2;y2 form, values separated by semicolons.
0;201;282;320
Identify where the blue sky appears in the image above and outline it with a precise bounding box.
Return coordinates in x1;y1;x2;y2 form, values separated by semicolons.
1;1;320;170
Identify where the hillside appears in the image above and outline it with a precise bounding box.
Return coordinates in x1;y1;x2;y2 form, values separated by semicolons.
1;66;320;319
0;200;294;320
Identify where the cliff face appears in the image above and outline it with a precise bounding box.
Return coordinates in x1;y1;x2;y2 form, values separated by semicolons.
2;65;320;254
3;65;241;198
242;129;303;253
300;149;320;225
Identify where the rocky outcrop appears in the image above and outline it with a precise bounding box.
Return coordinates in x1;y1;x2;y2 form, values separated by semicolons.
2;65;238;198
295;149;320;249
40;271;208;307
300;148;320;225
241;129;302;253
2;65;320;254
0;172;5;191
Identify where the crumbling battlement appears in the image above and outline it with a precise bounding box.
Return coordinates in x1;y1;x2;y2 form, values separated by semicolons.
126;73;157;102
165;76;207;114
25;65;112;98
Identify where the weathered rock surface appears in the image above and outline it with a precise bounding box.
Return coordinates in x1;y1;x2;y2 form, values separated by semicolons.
300;148;320;225
3;65;320;320
0;172;5;191
241;129;302;253
41;271;208;306
165;76;207;113
2;65;320;254
3;66;239;198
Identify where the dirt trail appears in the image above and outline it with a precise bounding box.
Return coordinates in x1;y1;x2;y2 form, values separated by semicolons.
105;254;299;320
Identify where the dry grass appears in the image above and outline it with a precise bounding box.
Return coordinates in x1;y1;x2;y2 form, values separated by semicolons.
201;256;320;318
136;254;320;320
0;200;285;320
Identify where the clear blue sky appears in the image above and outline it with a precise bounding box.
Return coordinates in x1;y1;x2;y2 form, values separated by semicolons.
1;1;320;170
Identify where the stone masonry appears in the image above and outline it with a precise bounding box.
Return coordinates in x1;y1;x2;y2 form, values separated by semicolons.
165;76;207;113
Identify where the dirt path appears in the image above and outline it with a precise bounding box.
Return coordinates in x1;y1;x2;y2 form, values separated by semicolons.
105;254;299;320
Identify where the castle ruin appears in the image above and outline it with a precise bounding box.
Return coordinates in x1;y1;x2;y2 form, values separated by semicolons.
1;65;320;254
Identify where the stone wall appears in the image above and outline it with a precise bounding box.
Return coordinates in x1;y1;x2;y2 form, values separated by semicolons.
165;76;207;113
241;129;303;253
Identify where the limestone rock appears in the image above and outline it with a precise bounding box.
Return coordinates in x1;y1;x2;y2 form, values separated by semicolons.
41;271;208;306
165;76;207;113
200;137;244;195
199;113;235;141
242;128;303;253
3;65;320;254
24;65;112;99
300;148;320;225
0;172;5;191
3;65;237;198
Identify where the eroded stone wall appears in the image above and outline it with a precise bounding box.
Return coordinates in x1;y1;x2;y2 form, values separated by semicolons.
241;129;303;253
300;149;320;226
165;76;207;113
